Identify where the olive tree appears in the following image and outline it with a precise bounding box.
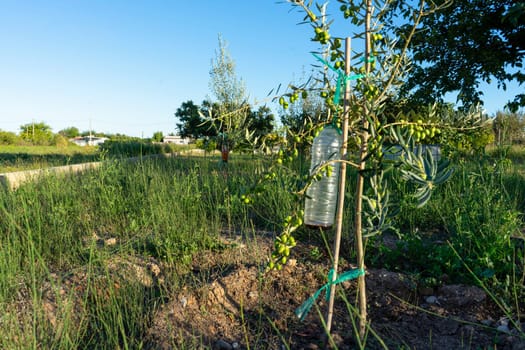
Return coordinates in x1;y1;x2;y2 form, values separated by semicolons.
251;0;486;345
208;35;253;158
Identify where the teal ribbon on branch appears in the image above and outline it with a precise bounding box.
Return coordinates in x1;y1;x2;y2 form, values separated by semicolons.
312;53;365;106
295;268;365;321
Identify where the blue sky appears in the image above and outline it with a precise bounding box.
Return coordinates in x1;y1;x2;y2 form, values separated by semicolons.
0;1;522;138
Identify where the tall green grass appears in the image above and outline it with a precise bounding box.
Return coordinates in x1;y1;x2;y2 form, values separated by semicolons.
1;148;524;348
373;156;524;308
0;155;295;349
0;145;100;172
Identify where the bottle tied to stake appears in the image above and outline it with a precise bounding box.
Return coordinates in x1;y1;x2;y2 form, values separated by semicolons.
304;125;342;229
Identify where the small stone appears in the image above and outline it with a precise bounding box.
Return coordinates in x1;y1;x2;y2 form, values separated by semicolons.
231;342;239;349
147;262;161;277
497;324;511;334
481;319;493;326
105;238;117;246
499;317;510;327
425;296;438;304
248;291;258;299
180;296;188;309
214;339;233;350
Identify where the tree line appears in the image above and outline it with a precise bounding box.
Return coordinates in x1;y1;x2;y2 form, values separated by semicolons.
0;122;147;146
175;1;524;155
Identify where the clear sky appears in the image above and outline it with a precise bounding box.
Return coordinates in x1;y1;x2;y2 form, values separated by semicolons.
0;1;522;138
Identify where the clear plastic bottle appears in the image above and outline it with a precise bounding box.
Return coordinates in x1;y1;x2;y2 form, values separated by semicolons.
304;126;342;228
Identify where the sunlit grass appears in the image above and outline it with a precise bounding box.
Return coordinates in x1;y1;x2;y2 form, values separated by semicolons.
0;145;523;348
0;144;100;172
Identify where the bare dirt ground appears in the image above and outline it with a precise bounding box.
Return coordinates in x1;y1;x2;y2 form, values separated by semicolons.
143;232;525;350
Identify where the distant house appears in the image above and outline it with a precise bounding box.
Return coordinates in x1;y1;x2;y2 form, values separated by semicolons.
163;135;192;145
70;136;108;147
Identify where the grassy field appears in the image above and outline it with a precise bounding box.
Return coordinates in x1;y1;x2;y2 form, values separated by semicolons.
0;142;194;173
0;145;100;173
0;145;523;348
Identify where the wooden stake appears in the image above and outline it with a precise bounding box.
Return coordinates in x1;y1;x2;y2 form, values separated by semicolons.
324;37;351;348
355;0;373;340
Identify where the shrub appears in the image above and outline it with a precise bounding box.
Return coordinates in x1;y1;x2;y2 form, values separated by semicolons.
99;140;174;158
0;131;22;145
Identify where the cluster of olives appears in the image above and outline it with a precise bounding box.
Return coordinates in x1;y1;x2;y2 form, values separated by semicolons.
364;84;379;100
240;194;251;204
263;171;277;181
329;38;345;69
310;164;335;182
400;119;440;143
340;4;359;19
314;26;330;45
278;90;308;110
278;96;290;110
368;134;384;158
268;213;302;270
276;147;299;165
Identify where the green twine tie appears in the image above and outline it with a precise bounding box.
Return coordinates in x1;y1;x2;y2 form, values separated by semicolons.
312;53;365;106
295;268;365;321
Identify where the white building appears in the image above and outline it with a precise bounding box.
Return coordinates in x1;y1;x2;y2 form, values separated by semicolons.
70;136;108;147
163;135;191;145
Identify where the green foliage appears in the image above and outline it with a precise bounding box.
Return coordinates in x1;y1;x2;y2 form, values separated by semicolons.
493;110;525;146
176;100;275;153
0;145;100;172
0;130;23;145
19;121;54;145
175;100;218;139
58;126;80;138
209;35;246;112
152;131;164;142
207;35;253;152
176;36;274;153
0;142;524;347
99;139;176;158
439;164;521;282
264;0;470;272
384;101;494;156
386;0;525;110
195;137;217;153
249;105;276;148
374;160;524;302
52;134;70;147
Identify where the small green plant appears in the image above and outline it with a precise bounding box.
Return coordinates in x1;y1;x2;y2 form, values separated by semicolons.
371;161;524;306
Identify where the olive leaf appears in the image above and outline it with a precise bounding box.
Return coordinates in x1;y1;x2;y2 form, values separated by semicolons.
400;146;454;207
362;173;399;237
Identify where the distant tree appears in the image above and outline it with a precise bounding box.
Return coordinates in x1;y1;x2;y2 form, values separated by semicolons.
493;110;525;145
152;131;164;142
280;89;327;153
175;100;218;139
249;105;274;137
208;35;251;154
52;134;70;147
387;0;525;111
0;130;22;145
58;126;80;138
280;91;325;135
80;130;106;137
19;121;54;145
